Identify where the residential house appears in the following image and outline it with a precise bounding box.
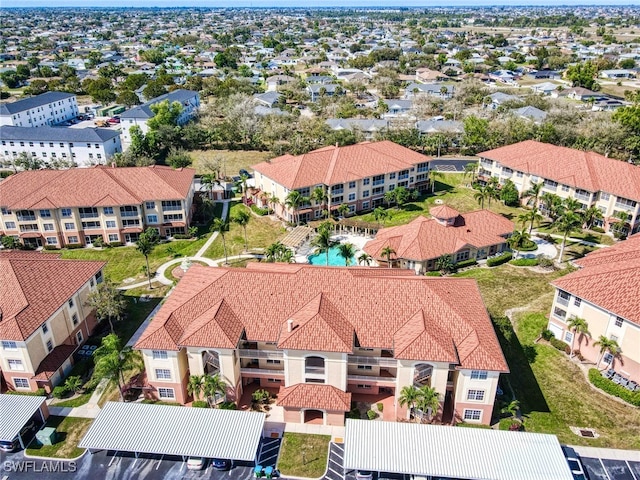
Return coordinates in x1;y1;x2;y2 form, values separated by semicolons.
120;89;199;143
251;141;431;222
486;92;520;110
415;68;450;83
265;75;296;92
415;119;463;136
363;206;514;272
0;165;195;248
0;92;79;128
599;69;636;79
403;83;454;99
0;126;122;167
529;81;559;95
134;263;508;426
326;118;389;140
477;140;640;234
383;99;414;117
0;251;105;393
547;234;640;383
307;84;341;102
511;106;548;123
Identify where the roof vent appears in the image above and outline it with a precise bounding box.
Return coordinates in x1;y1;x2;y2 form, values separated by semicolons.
0;307;2;322
287;318;294;333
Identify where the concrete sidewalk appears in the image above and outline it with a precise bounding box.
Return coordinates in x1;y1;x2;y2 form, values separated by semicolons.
47;377;109;419
570;445;640;461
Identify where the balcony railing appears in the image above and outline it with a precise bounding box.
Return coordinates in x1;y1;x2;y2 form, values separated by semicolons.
398;174;409;180
16;215;36;222
347;374;396;385
79;212;98;219
120;211;139;217
575;193;591;202
238;349;283;360
557;296;569;307
162;205;182;211
348;355;397;367
240;367;285;376
305;366;325;374
373;179;385;186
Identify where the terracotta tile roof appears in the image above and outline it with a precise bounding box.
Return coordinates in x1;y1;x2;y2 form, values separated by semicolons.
430;205;460;219
479;140;640;201
32;344;77;381
0;165;195;210
0;252;105;341
552;234;640;325
251;141;431;189
135;264;508;372
277;384;352;412
363;210;513;262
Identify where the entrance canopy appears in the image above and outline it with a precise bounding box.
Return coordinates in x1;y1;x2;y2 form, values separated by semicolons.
344;419;573;480
80;402;265;460
0;394;47;442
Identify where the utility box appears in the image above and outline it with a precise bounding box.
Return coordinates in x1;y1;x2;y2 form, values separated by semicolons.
35;427;58;446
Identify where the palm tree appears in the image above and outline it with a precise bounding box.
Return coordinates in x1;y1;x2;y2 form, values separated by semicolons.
582;206;603;230
463;162;478;184
358;252;373;266
93;333;143;402
380;245;396;268
373;207;389;226
416;386;440;422
337;203;350;218
64;375;83;394
210;218;230;265
337;242;356;266
237;173;250;203
554;209;583;263
200;173;218;200
285;190;306;226
541;193;563;220
523;181;543;210
485;178;500;207
567;317;590;358
187;374;205;401
136;228;158;289
508;229;531;259
429;170;444;193
611;210;630;237
268;194;280;215
310;186;328;218
518;209;543;234
398;385;421;421
594;335;621;368
474;186;490;209
501;399;520;420
203;374;228;407
435;254;454;274
232;208;251;252
383;190;397;208
311;221;336;266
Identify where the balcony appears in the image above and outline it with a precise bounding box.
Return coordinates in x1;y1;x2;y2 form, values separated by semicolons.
16;215;36;222
398;174;409;180
575;193;591;202
348;355;397;367
162;205;182;212
79;212;98;219
331;189;344;195
305;366;325;375
372;179;385;186
238;349;283;360
347;374;396;385
120;211;139;218
557;296;569;307
240;367;285;376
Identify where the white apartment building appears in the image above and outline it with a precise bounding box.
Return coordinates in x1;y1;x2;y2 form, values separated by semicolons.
120;89;200;143
251;141;432;223
478;140;640;235
0;126;122;167
0;92;79;127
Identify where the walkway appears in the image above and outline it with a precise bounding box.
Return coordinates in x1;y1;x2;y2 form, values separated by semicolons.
47;377;110;419
532;230;612;249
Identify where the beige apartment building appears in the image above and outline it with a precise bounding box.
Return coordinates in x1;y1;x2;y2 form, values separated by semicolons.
0;165;195;248
547;235;640;384
0;251;105;393
477;141;640;235
135;263;507;426
251;141;432;223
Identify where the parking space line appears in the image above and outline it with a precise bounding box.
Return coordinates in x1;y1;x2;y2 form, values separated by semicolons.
598;458;613;480
626;461;639;480
108;452;119;467
155;454;164;470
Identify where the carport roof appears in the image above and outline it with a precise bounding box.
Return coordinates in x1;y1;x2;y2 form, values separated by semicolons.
0;394;47;441
79;402;265;460
344;419;574;480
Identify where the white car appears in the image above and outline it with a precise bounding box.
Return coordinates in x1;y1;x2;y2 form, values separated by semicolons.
186;457;206;470
562;446;587;480
356;471;374;480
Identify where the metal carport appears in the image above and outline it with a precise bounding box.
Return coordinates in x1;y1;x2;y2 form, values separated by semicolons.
344;419;574;480
79;402;266;461
0;394;48;450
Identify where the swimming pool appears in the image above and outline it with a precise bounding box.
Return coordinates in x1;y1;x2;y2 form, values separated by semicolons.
308;246;355;266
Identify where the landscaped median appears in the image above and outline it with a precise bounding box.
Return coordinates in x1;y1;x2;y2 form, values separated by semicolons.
25;416;92;460
277;433;331;478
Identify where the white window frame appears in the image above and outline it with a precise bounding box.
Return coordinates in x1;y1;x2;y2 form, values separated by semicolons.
467;389;485;401
152;350;168;360
470;370;488;380
155;368;172;380
8;359;24;371
614;317;623;328
463;409;482;421
14;378;30;389
603;352;614;365
158;387;175;399
2;341;18;351
564;331;574;344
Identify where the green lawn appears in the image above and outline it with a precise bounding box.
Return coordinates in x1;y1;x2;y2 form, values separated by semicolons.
25;416;92;459
50;392;93;408
277;433;331;478
203;202;287;259
190;149;272;176
536;223;615;246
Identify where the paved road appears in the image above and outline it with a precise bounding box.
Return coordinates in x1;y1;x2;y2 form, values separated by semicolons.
430;159;476;172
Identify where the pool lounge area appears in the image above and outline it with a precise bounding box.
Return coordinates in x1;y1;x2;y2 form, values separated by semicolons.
295;233;377;267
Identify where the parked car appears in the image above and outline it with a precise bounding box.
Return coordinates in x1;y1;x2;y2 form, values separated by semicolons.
239;168;252;178
107;117;121;124
562;446;587;480
212;459;230;470
0;420;36;452
356;471;374;480
186;457;206;470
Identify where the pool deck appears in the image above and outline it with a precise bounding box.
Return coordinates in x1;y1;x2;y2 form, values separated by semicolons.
295;232;378;266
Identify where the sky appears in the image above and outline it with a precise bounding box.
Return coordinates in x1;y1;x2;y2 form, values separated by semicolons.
1;0;638;7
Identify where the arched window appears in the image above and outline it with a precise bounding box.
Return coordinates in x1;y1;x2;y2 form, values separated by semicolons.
305;356;325;375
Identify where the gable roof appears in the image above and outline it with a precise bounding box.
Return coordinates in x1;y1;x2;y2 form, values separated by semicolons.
0;252;105;341
252;141;431;190
278;384;351;412
479;140;640;201
135;264;507;372
120;89;198;119
363;210;513;262
0;165;195;210
551;234;640;326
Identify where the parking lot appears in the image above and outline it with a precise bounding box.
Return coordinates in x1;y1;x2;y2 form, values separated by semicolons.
429;159;475;172
581;456;640;480
322;443;408;480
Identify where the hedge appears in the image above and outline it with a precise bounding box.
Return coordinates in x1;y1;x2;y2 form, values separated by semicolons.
549;337;570;354
108;241;123;247
172;233;192;239
588;369;640;406
487;252;512;267
6;388;46;396
510;258;539;266
425;271;442;276
43;245;60;251
518;240;538;252
52;386;68;399
454;259;478;269
251;204;269;216
66;243;83;249
192;401;209;408
591;227;605;233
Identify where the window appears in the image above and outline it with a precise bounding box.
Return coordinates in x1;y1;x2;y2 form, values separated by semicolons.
610;334;618;342
467;389;485;401
152;350;168;360
5;221;16;229
561;184;570;192
348;193;356;201
389;172;396;179
147;214;158;224
362;190;369;198
145;201;156;210
61;208;72;217
43;223;54;231
46;237;57;245
76;331;83;344
266;359;281;364
42;323;49;334
557;290;570;306
46;340;53;352
554;307;567;319
82;221;101;229
86;143;91;148
600;192;610;201
267;378;281;383
356;384;372;389
362;201;369;209
574;298;582;307
463;409;482;421
470;370;487;380
14;378;29;389
158;388;175;399
106;220;116;228
8;359;24;371
603;352;614;364
119;205;139;217
40;209;51;218
155;369;171;380
305;378;325;384
348;181;356;189
564;331;573;344
1;341;17;350
95;271;103;284
363;178;370;186
615;317;623;327
357;365;373;370
68;236;78;244
103;207;114;215
162;200;182;211
108;234;119;242
388;184;395;191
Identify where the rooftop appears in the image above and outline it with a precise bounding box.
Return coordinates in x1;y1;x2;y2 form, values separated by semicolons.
120;89;198;119
0;92;75;116
0;125;120;143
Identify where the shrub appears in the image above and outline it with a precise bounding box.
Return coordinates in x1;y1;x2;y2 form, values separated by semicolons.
454;259;478;269
540;329;554;341
376;402;383;412
219;401;237;410
518;240;538;251
549;337;570;354
487;252;512;267
591;226;605;233
510;258;539;266
251;204;269;216
172;233;191;239
93;237;106;248
347;408;361;419
66;243;83;249
425;271;442;276
108;241;123;247
7;388;46;396
367;409;378;420
52;386;68;399
192;400;209;408
588;369;640;407
537;255;554;268
43;245;60;250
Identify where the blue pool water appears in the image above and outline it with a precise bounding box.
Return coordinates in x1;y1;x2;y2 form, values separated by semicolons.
308;246;355;266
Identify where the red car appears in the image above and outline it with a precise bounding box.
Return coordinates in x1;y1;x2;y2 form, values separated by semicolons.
107;117;121;124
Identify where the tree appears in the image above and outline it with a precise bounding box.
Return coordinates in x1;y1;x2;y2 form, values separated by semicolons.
140;48;166;65
501;399;521;421
337;203;350;218
398;385;421;421
200;173;218;201
285;190;306;226
554;208;583;263
265;241;294;263
116;90;141;108
310;186;328;218
565;61;598;90
147;100;183;130
373;207;389;226
311;221;336;266
210;218;230;265
582;206;603;230
508;229;530;259
357;252;373;266
485;178;500;206
611;210;630;237
523;182;543;210
435;254;454;274
541;193;563;221
1;235;21;250
518;209;543;234
203;374;227;407
593;335;621;368
166;149;192;169
463;162;478;184
87;281;127;333
462;116;495;154
415;386;440;422
567;317;590;358
63;375;83;394
429;170;444;193
232;208;251;251
500;179;519;206
337;242;356;266
136;228;159;289
380;245;396;268
187;374;205;401
93;333;143;402
142;80;167;101
474;185;490;209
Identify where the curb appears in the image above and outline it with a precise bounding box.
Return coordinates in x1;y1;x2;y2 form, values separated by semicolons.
23;448;87;462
